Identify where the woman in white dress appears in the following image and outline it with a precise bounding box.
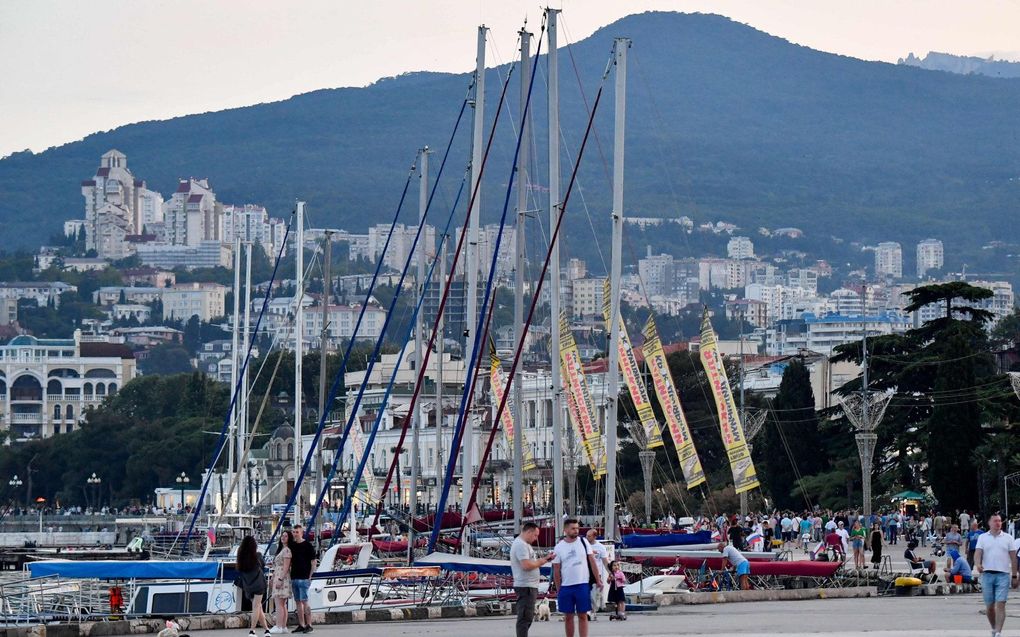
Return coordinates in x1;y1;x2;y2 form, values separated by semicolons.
270;531;293;633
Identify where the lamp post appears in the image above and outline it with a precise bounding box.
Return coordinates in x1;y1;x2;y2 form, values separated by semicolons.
87;473;101;510
175;472;190;512
8;475;22;527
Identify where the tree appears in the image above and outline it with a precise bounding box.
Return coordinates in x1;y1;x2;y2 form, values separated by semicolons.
182;316;202;353
759;360;825;510
926;333;984;511
139;344;194;375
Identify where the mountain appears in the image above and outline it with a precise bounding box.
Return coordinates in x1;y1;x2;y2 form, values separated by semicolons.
899;51;1020;78
2;12;1020;275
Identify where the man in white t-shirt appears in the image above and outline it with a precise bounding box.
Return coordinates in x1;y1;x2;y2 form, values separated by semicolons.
974;513;1018;637
835;521;850;555
584;529;611;620
780;515;793;545
552;519;603;637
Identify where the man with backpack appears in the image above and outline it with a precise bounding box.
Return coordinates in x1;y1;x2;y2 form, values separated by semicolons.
552;519;603;637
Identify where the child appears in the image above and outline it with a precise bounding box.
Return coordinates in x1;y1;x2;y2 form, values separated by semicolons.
607;561;628;620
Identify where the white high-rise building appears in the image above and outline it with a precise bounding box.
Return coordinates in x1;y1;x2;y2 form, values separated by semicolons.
367;223;436;271
638;250;675;297
727;236;755;259
875;242;903;279
163;178;222;247
81;150;163;259
221;204;288;257
916;239;944;278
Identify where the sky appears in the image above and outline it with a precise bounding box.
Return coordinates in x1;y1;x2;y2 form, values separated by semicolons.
2;0;1020;159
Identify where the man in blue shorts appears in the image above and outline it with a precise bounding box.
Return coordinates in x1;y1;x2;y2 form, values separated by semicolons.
718;541;751;590
288;525;318;633
974;513;1018;637
552;519;603;637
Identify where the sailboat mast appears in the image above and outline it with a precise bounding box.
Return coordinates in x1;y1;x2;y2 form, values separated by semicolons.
240;241;253;513
410;147;428;563
546;7;564;527
512;28;531;535
462;25;486;547
604;38;629;541
316;231;332;532
435;238;445;511
229;237;241;510
294;201;305;522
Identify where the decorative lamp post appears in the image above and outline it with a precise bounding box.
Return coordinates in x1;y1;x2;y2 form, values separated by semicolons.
176;472;190;512
87;472;101;510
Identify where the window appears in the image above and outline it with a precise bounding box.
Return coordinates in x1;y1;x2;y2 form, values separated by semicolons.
66;405;74;421
53;405;61;420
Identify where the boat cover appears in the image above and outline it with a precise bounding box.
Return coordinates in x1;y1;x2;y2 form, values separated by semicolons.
29;560;221;580
635;555;842;576
621;530;712;548
415;552;551;576
619;547;774;560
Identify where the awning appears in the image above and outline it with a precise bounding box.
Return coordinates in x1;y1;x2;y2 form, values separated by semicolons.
891;490;925;501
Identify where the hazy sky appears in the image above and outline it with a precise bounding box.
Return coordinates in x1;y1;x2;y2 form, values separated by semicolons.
2;0;1019;158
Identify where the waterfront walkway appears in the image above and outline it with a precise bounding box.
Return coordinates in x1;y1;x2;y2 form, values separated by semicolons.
210;595;1017;636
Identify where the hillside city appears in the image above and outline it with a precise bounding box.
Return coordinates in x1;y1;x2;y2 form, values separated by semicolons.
0;149;1016;444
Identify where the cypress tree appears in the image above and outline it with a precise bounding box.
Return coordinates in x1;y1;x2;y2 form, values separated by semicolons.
761;359;825;510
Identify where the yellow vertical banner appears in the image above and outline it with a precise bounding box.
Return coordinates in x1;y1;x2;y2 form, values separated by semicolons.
602;280;664;449
699;308;760;495
558;311;607;478
640;316;707;489
489;341;537;472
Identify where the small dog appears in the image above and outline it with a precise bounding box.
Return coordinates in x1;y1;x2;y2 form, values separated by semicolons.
535;598;551;621
157;620;190;637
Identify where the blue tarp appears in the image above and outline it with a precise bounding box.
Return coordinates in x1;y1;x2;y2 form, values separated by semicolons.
28;560;221;580
415;553;551;576
620;530;713;549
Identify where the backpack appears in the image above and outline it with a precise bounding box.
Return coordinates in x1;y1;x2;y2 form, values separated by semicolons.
580;537;597;586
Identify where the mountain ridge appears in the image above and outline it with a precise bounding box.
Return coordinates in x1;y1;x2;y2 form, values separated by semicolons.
1;11;1019;276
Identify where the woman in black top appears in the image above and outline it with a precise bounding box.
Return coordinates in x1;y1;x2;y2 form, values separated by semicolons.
237;535;271;637
869;521;883;570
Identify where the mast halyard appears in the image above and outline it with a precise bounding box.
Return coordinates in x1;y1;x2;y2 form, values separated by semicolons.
315;230;332;538
229;237;241;511
512;27;531;535
604;38;629;542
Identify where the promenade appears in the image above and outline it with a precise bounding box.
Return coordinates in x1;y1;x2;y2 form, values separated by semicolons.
216;595;1019;636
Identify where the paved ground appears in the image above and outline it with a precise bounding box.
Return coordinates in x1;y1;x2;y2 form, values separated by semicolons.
221;594;1020;636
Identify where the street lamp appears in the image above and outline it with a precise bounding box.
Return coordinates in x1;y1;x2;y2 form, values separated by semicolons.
8;475;22;523
176;472;190;512
86;473;101;510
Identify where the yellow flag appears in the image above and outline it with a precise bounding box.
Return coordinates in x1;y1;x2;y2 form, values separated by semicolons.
489;340;537;472
641;316;707;489
602;279;664;449
699;308;759;495
557;311;607;478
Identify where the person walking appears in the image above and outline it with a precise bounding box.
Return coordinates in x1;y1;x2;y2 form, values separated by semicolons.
584;529;610;621
552;518;603;637
510;522;555;637
850;520;867;570
288;525;317;634
945;524;964;557
974;513;1018;637
869;521;883;570
236;536;271;637
967;520;983;568
270;530;293;633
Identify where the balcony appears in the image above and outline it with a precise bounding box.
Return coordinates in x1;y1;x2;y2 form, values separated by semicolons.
11;413;44;424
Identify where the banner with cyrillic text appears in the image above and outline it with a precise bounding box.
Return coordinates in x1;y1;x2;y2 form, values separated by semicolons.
489;341;537;472
699;308;759;495
602;279;664;449
558;311;607;478
641;316;706;489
